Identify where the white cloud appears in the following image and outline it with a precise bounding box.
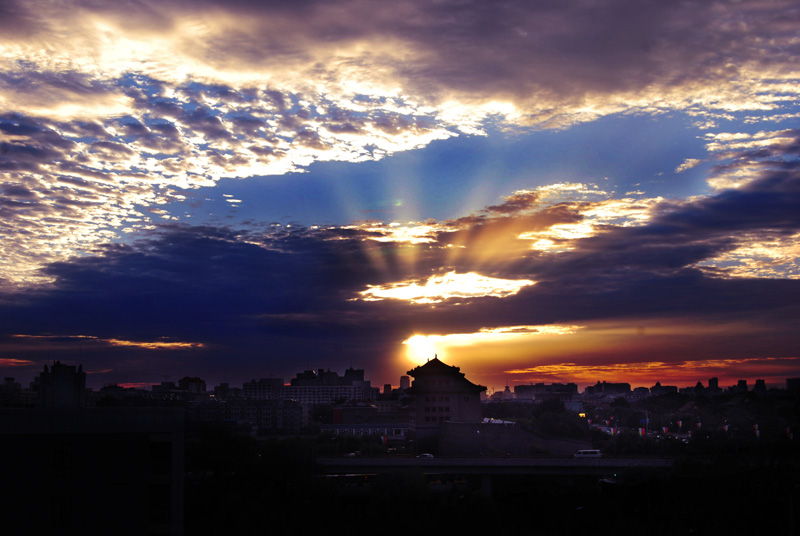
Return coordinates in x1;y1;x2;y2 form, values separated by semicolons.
359;271;535;304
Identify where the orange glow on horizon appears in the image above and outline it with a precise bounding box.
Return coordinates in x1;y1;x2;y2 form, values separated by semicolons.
105;339;205;350
11;334;205;350
0;358;34;367
502;357;800;390
400;324;585;369
395;318;799;391
116;382;155;389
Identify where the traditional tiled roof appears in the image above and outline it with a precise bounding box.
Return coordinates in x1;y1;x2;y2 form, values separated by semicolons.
407;356;486;392
406;356;462;377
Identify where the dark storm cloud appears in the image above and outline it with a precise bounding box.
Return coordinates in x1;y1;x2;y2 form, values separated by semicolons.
655;173;800;235
7;224;400;333
0;222;425;380
2;163;799;383
6;161;798;326
521;176;800;295
395;155;800;337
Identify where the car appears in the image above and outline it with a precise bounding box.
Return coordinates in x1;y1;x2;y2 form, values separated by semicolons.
573;449;602;458
416;453;434;458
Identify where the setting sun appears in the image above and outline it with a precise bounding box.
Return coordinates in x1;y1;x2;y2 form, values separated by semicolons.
403;335;441;365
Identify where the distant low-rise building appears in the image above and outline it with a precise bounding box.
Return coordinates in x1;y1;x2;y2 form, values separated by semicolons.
320;403;409;440
178;376;206;394
243;368;378;406
584;381;631;397
242;377;283;400
0;377;23;407
650;382;678;396
514;382;578;403
190;398;302;434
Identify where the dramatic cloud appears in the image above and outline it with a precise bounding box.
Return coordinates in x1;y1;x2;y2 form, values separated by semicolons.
3;0;800;289
1;0;799;388
359;271;536;304
2;156;799;387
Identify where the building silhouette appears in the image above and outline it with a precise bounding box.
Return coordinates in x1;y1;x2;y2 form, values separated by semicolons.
650;381;678;396
585;380;631;396
38;361;86;408
242;377;283;400
406;356;486;442
400;375;410;390
190;398;302;435
242;368;377;406
177;376;206;394
1;362;184;535
514;382;578;403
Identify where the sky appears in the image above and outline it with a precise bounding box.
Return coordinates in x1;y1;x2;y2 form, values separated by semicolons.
1;0;800;393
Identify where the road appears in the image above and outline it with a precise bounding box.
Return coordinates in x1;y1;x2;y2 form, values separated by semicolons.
316;456;674;477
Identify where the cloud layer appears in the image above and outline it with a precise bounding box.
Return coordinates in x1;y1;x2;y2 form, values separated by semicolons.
2;0;800;387
3;149;799;386
3;0;800;288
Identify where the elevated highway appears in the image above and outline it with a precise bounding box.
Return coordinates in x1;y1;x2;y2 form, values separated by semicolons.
316;456;674;478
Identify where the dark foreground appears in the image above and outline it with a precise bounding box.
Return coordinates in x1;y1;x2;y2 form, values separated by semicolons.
185;429;799;535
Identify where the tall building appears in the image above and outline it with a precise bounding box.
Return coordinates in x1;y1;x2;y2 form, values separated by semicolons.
737;379;748;392
406;357;486;441
38;361;86;408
